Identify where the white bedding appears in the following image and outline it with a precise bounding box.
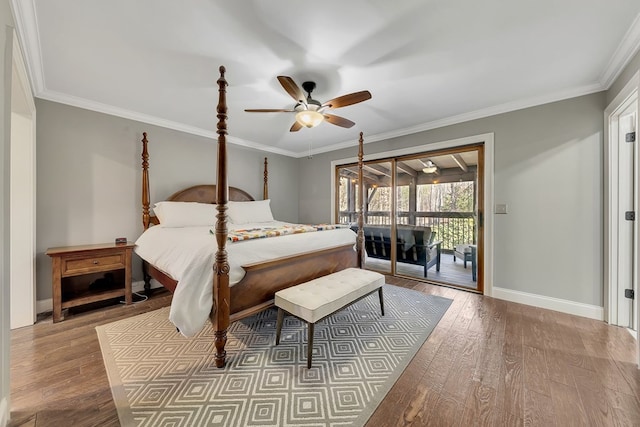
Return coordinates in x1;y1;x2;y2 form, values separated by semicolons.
134;221;357;336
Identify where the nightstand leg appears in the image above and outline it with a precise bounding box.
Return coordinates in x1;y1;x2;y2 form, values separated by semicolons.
52;257;62;323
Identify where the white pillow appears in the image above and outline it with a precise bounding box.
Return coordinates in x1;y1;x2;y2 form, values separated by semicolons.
153;201;217;227
227;199;274;224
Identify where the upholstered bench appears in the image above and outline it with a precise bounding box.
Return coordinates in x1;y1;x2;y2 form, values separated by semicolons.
274;268;385;368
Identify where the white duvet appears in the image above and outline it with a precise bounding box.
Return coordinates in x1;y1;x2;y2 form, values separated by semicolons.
134;221;357;336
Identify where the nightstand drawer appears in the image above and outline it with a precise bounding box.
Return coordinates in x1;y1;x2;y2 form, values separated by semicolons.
62;253;125;276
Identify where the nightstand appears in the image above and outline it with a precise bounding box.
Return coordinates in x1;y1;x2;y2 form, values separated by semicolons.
46;242;135;322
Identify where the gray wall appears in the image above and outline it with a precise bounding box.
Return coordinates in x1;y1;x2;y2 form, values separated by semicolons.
298;93;606;307
1;0;14;422
35;99;299;301
29;31;640;316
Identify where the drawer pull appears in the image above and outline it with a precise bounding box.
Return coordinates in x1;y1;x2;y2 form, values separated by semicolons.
93;260;99;265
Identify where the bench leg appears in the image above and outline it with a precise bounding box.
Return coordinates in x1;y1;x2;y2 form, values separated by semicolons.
378;287;385;316
307;322;314;369
275;308;284;345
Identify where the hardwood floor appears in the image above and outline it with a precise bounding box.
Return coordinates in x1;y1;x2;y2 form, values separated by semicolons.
366;252;478;290
9;292;174;427
9;279;640;426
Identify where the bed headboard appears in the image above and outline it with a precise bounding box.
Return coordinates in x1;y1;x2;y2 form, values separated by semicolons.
141;131;267;229
167;185;254;203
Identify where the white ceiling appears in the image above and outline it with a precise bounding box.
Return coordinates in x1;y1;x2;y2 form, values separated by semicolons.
12;0;640;157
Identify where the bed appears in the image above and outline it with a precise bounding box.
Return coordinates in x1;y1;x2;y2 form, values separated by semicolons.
136;66;366;368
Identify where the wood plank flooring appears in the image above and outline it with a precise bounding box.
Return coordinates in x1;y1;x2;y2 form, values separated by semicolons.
8;278;640;426
366;253;478;290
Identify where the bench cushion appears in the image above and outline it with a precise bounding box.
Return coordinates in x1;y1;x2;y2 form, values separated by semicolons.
275;268;385;323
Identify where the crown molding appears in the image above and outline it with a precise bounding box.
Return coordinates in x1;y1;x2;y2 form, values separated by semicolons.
600;12;640;89
36;80;605;160
300;82;604;158
36;89;300;157
12;30;36;114
10;0;44;94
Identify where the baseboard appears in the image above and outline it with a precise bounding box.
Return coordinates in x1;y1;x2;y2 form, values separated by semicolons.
35;298;51;315
36;280;164;314
492;287;604;321
0;397;8;427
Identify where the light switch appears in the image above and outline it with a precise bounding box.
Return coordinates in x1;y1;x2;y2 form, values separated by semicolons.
495;204;508;214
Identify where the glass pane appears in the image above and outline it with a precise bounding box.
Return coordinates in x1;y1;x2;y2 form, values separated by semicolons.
336;161;392;273
336;168;360;225
361;161;392;273
367;185;392;225
395;160;430;279
396;185;409;225
405;151;479;288
416;181;475;251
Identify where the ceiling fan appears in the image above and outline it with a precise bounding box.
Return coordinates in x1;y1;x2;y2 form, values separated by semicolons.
245;76;372;132
422;160;439;174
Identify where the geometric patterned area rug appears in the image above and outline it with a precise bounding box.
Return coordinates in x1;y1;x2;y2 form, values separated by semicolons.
96;284;452;427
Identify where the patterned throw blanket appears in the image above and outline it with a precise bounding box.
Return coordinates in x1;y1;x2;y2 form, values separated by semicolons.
211;223;350;242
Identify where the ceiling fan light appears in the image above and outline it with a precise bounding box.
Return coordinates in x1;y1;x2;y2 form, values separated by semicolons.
422;160;438;174
422;166;438;174
296;110;324;128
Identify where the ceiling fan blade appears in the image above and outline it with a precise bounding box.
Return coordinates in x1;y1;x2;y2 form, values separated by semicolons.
324;113;355;128
244;109;294;112
290;121;303;132
321;90;372;109
277;76;306;103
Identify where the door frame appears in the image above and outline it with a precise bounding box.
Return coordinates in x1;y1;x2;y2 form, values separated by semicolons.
10;29;36;329
330;132;494;296
604;70;639;365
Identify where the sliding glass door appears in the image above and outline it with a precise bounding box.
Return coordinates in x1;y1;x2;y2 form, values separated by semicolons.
336;144;484;292
337;160;394;274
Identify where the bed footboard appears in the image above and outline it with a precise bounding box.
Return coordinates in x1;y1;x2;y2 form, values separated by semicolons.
229;243;358;318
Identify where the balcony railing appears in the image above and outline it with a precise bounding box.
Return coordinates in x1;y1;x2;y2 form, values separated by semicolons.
339;210;475;251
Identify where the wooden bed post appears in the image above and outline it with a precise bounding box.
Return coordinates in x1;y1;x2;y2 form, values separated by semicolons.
141;132;153;294
263;157;268;200
212;66;230;368
141;132;150;230
357;132;365;269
